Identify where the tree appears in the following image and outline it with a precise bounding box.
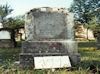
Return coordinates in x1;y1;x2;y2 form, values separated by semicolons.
70;0;100;40
70;0;100;23
4;15;25;29
88;17;99;30
0;4;13;24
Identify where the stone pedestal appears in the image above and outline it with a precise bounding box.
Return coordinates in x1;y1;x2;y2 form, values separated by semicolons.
20;7;80;68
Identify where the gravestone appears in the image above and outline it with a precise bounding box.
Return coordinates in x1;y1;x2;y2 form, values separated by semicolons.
0;28;15;48
20;7;80;68
0;15;15;48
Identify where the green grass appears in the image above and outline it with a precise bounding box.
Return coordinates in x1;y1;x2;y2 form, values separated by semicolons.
0;41;100;74
78;41;96;51
0;47;21;54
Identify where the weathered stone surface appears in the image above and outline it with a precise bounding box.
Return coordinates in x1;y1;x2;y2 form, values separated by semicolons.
0;31;11;39
22;41;78;55
0;28;15;48
75;24;95;41
34;56;71;69
0;39;15;48
25;8;74;41
20;54;34;68
22;41;67;54
20;7;80;68
15;27;25;41
0;23;3;28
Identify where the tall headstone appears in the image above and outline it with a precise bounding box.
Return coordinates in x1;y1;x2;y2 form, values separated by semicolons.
20;7;80;68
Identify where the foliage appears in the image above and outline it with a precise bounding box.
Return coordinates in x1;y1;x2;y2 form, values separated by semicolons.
70;0;100;39
3;15;25;29
70;0;100;23
88;17;99;30
0;4;13;24
0;4;24;29
84;16;99;30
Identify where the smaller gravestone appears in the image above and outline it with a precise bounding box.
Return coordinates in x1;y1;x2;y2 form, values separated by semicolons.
0;23;3;28
0;28;15;48
75;24;95;41
0;14;15;48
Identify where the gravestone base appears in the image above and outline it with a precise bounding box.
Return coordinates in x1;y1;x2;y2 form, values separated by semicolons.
19;40;80;68
20;53;68;68
0;39;15;48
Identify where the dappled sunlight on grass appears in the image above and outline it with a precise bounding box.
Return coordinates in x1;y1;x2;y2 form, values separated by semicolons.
79;47;96;51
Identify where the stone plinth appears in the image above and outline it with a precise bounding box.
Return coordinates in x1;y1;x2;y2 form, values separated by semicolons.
20;7;80;68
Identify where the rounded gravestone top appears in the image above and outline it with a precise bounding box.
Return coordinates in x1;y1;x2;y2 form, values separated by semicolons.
28;7;69;14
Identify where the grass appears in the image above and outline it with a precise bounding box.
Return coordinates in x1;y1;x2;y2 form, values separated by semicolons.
0;40;100;74
0;47;21;54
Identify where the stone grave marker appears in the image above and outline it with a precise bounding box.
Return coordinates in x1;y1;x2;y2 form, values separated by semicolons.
0;28;15;48
20;7;80;69
0;14;15;48
34;56;71;69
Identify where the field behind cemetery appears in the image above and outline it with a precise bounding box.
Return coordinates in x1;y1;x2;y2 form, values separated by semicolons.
0;41;100;74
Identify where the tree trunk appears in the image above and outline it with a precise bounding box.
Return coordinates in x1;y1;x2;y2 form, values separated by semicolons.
87;27;89;40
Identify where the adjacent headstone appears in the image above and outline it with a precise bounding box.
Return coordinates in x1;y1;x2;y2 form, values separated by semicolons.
0;15;15;48
75;24;95;41
20;7;80;68
0;14;15;48
0;28;15;48
0;23;3;28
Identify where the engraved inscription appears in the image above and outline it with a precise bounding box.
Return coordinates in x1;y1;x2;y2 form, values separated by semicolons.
35;13;65;38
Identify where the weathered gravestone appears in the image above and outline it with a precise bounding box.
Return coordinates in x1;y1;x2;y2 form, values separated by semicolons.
0;28;15;48
20;7;80;69
0;15;15;48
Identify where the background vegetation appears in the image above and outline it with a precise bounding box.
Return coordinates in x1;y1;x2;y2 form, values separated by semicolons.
0;4;24;29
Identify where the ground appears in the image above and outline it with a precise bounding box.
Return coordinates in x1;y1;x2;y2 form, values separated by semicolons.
0;41;100;74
